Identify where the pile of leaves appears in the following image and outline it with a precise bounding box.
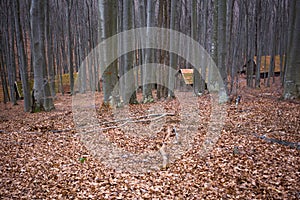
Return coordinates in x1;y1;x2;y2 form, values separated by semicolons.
0;80;299;199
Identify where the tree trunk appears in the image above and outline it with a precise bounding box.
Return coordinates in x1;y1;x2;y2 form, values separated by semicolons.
99;0;119;105
45;0;56;97
217;0;228;101
156;0;164;100
282;1;289;85
122;0;137;104
13;0;31;111
161;0;170;99
199;0;208;95
5;4;17;105
192;0;201;96
267;3;276;87
245;1;255;88
137;0;146;95
283;0;300;99
66;0;74;95
168;0;177;98
255;1;262;88
143;0;155;102
30;0;54;112
208;2;219;92
0;53;10;103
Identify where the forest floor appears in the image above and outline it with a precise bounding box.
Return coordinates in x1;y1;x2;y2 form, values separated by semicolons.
0;77;299;199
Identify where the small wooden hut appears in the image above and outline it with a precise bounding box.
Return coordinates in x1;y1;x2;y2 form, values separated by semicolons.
175;69;194;91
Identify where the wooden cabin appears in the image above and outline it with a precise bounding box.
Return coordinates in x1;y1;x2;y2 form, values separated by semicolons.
175;69;194;91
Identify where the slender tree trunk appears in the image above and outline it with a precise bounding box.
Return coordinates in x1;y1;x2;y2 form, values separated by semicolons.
206;0;213;66
99;0;119;104
86;1;95;92
45;0;55;97
267;3;276;87
14;0;31;111
118;0;125;101
56;37;65;95
122;0;137;104
66;0;74;95
162;0;170;98
282;1;289;85
278;0;286;85
233;0;244;93
5;4;17;105
156;0;164;99
245;1;253;88
143;0;156;102
137;0;146;94
262;0;268;83
228;0;236;94
217;0;228;97
168;0;177;98
0;53;10;103
192;0;201;96
255;1;262;88
199;0;208;95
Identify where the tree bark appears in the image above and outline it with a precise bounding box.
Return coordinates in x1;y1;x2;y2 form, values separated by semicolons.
168;0;177;98
99;0;119;105
267;3;276;87
45;0;56;97
122;0;137;104
143;0;156;102
0;52;10;103
30;0;54;112
255;1;262;88
283;0;300;99
217;0;228;101
192;0;201;96
13;0;31;111
5;2;17;105
66;0;74;95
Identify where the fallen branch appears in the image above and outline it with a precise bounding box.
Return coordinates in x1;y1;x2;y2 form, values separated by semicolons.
252;133;300;150
79;113;176;133
100;113;176;126
1;113;176;135
100;113;175;130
